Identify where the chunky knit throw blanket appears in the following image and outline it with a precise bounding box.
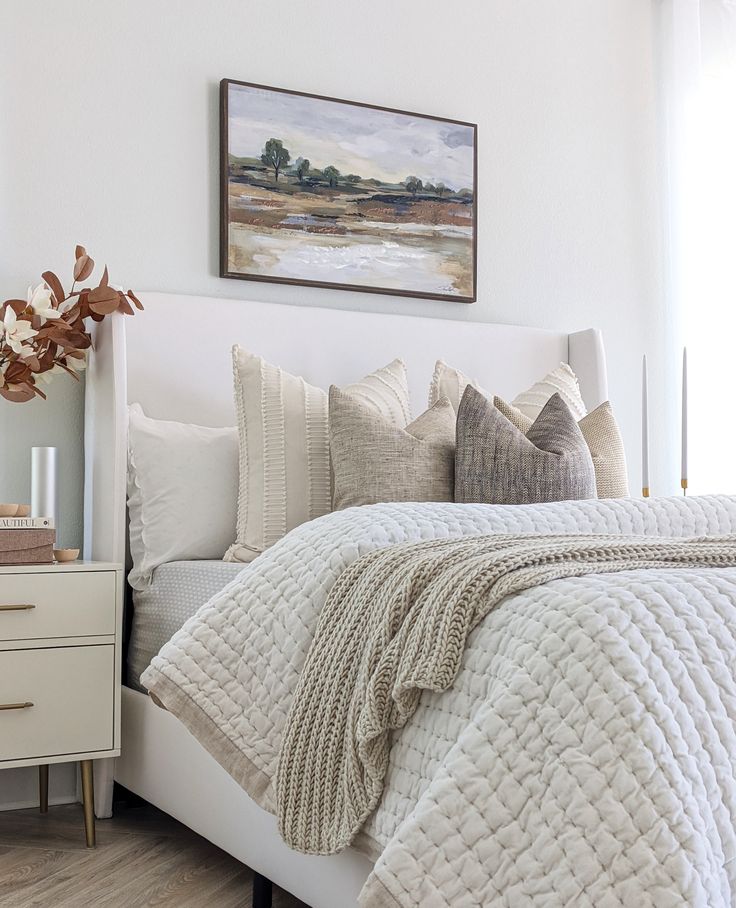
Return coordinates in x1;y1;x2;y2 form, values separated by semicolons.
276;532;736;856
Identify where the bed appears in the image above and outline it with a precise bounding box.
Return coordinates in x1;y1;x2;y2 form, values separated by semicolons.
83;291;611;907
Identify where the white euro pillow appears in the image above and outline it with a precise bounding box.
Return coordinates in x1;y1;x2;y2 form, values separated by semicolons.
127;403;239;589
428;360;587;421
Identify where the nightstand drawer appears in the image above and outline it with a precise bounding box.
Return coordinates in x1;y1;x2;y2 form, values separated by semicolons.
0;571;115;641
0;645;114;761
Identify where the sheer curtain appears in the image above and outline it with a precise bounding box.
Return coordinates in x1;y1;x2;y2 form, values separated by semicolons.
659;0;736;494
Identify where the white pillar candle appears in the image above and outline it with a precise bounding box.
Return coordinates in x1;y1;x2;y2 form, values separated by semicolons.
642;355;649;497
681;347;688;493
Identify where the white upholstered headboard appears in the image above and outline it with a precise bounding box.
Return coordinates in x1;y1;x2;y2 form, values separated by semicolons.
83;292;608;563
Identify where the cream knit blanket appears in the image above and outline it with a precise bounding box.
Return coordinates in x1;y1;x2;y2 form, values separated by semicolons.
276;532;736;855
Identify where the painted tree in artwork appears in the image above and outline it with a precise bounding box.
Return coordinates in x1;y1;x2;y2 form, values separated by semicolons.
323;165;340;188
295;157;311;183
261;138;291;182
404;176;423;196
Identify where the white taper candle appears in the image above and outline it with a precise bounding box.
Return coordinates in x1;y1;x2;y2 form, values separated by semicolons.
681;347;688;494
642;354;649;497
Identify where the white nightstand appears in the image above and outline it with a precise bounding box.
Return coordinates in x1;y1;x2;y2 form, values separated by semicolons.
0;560;123;846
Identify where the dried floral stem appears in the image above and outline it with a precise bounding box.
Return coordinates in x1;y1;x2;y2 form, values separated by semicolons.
0;247;142;403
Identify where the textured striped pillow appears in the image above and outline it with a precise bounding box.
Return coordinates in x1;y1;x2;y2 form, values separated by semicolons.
494;397;630;498
429;360;587;421
224;349;410;563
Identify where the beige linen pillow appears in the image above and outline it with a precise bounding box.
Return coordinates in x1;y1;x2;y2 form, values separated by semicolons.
330;389;456;510
455;388;596;505
429;360;587;421
225;349;410;562
494;397;629;498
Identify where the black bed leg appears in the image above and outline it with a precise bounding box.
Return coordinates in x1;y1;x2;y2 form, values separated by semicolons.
253;872;273;908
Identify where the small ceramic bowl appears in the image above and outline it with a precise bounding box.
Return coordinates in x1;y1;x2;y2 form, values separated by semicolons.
16;505;30;517
0;504;20;517
54;548;80;563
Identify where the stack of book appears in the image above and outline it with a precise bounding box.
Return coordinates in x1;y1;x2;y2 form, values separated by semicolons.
0;515;56;565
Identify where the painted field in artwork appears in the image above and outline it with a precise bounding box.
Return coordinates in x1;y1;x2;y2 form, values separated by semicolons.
223;82;476;301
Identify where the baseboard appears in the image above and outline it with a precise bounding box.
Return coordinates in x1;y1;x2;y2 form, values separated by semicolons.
0;794;78;811
0;763;77;812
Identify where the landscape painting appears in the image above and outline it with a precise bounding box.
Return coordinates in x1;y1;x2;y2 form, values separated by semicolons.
220;80;477;302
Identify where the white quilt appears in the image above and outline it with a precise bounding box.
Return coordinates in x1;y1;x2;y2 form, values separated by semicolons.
142;495;736;906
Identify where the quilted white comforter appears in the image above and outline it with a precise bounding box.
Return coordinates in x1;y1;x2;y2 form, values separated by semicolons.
142;495;736;906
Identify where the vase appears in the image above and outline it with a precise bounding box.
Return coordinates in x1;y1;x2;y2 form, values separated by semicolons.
31;446;58;532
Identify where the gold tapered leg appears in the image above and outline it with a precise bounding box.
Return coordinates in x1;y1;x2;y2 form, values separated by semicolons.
80;760;96;848
38;765;48;814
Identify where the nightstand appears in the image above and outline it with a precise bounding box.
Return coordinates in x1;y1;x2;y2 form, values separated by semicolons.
0;561;122;847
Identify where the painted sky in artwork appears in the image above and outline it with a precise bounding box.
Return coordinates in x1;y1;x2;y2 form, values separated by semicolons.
228;83;475;190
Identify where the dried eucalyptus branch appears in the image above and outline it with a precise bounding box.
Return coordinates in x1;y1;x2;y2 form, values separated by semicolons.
0;246;142;402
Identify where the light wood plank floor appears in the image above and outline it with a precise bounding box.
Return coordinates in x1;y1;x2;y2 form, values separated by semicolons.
0;801;308;907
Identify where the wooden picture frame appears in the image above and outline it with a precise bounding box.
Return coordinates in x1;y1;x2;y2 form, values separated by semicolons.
220;79;477;303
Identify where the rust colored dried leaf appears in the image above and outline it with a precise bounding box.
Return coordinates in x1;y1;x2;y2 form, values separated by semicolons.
59;331;91;350
57;362;80;381
127;290;145;310
89;299;120;316
75;245;86;260
38;326;73;346
73;254;94;282
0;384;36;403
100;265;109;287
4;361;31;382
41;271;65;306
3;299;27;316
44;317;72;331
88;284;118;304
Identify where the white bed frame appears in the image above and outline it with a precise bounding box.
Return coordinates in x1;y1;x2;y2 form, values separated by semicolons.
83;291;608;908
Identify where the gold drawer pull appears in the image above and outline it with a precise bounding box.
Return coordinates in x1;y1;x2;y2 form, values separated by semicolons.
0;701;34;711
0;604;35;612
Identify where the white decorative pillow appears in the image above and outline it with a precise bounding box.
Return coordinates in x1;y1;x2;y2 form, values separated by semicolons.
127;404;239;590
428;360;489;413
429;360;587;421
510;362;587;422
225;349;410;563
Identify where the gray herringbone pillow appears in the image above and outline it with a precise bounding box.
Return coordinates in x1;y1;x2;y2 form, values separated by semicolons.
494;397;629;498
455;387;596;504
330;388;456;509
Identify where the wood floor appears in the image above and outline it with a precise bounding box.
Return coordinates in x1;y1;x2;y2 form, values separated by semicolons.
0;800;308;907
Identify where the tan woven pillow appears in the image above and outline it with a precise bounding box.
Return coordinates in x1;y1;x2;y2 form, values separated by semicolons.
225;350;411;562
429;360;587;421
330;389;455;510
494;397;629;498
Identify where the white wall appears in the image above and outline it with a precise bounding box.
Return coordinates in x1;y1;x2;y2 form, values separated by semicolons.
0;0;664;804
